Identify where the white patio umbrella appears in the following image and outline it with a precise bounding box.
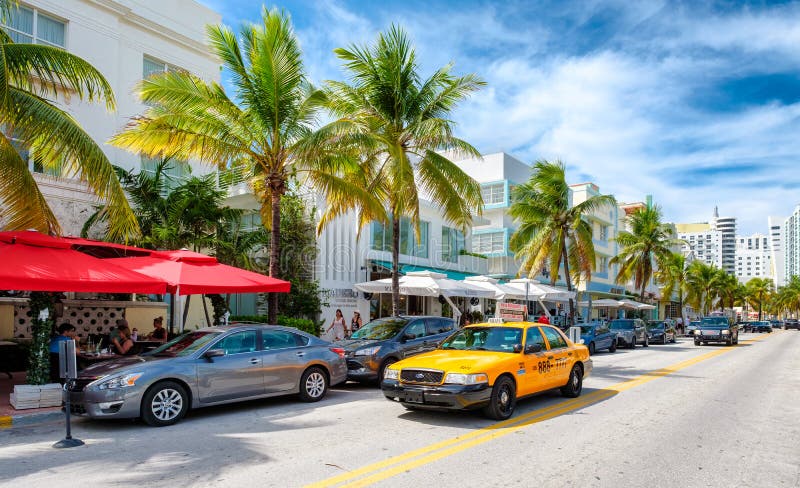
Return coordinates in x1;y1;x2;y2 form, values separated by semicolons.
577;298;625;308
497;278;576;319
463;276;521;300
619;299;656;310
354;271;496;321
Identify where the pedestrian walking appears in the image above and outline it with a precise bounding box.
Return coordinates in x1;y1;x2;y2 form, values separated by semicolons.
326;309;348;341
350;311;363;336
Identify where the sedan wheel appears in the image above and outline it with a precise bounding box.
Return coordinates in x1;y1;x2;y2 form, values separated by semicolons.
662;335;668;345
299;366;328;402
588;342;596;355
141;381;189;427
483;376;516;420
608;340;617;353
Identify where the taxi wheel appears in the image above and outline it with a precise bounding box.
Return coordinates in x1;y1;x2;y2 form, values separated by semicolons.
483;376;516;420
588;342;596;355
561;364;583;398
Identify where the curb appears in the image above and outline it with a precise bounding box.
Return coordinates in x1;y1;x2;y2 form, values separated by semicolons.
0;409;63;429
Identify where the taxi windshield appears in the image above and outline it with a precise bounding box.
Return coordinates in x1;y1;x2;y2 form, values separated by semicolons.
440;326;522;353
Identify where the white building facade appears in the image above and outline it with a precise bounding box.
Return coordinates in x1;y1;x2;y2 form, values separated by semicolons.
784;206;800;283
735;233;772;284
768;216;786;287
3;0;221;235
676;223;723;268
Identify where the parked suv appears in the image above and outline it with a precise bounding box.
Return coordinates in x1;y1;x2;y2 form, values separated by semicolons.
694;316;738;346
609;318;649;348
783;318;800;330
337;316;457;383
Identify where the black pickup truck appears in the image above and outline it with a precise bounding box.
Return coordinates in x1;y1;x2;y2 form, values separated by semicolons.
693;316;738;346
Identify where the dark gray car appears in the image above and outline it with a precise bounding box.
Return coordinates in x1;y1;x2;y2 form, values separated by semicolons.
338;316;457;383
67;324;347;426
609;318;649;348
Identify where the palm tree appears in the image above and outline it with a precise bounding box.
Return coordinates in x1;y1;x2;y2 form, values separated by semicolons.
317;26;485;316
715;271;741;316
109;8;363;323
745;277;773;321
655;251;690;325
509;160;616;321
685;261;724;315
611;205;679;306
0;1;137;238
774;276;800;318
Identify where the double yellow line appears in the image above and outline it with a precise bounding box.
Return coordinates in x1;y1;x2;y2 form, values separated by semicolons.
308;336;769;488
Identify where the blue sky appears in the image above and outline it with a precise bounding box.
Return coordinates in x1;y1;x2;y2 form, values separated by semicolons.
197;0;800;234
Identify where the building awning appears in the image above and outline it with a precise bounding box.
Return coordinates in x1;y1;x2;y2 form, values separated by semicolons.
371;260;479;281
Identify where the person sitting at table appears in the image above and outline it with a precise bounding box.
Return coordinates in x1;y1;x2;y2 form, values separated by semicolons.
112;324;134;355
146;316;167;343
49;323;76;383
109;318;128;351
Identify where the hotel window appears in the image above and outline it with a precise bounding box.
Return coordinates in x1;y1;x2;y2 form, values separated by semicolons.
441;226;465;263
473;231;505;254
141;155;192;194
238;212;262;232
143;56;183;78
481;183;505;205
598;224;609;241
597;256;608;273
371;218;429;258
3;127;63;176
2;6;65;47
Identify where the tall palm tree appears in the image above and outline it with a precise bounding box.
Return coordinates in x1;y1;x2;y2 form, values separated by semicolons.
0;1;137;238
685;261;724;315
611;205;679;305
655;251;690;324
715;271;741;315
109;8;363;323
774;276;800;318
745;277;773;321
317;26;485;316
509;160;616;321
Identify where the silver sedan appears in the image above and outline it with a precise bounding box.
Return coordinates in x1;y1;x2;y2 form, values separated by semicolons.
68;324;347;426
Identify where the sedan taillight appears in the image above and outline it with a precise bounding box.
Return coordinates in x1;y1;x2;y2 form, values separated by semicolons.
329;347;345;359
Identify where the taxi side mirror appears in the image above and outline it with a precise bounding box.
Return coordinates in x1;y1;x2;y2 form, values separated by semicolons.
513;344;523;353
524;344;542;354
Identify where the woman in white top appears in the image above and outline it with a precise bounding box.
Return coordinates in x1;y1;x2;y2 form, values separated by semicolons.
326;309;348;341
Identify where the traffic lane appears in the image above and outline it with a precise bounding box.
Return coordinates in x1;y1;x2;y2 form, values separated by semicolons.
352;331;798;488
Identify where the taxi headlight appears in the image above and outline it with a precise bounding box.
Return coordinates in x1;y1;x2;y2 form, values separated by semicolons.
383;368;399;380
96;372;143;390
444;373;489;385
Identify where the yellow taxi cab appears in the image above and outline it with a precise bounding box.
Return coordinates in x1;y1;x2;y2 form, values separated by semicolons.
381;321;592;420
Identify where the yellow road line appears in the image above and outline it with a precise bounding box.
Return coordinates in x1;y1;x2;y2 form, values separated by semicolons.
309;334;770;488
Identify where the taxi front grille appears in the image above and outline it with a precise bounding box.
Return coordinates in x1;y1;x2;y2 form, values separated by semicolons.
400;369;443;385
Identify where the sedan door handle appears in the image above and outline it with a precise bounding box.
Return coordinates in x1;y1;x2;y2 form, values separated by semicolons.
249;358;260;365
296;352;305;357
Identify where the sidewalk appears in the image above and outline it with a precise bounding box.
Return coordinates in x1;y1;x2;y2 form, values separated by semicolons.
0;372;63;428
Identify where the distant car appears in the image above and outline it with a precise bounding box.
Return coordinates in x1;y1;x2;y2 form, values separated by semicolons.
736;321;749;332
68;325;347;426
750;321;773;333
694;316;738;346
381;323;592;420
646;320;677;344
782;319;800;330
686;321;701;336
609;318;649;348
770;320;782;330
337;316;457;383
579;322;618;354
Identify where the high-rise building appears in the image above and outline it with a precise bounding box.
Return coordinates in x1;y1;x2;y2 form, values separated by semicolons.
735;233;771;284
711;207;737;275
784;206;800;282
1;0;221;235
768;216;787;287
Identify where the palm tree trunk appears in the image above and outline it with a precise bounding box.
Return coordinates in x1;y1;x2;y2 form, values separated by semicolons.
391;216;400;317
560;232;574;326
268;189;281;324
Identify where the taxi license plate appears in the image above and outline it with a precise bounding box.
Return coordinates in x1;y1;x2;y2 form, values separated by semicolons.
405;391;424;404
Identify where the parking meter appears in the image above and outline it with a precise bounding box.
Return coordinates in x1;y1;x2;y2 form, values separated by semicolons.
58;340;77;380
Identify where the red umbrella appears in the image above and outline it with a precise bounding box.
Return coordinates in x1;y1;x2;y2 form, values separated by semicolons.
108;252;291;295
0;241;168;294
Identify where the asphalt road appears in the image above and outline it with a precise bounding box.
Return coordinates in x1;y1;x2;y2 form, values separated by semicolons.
1;331;798;488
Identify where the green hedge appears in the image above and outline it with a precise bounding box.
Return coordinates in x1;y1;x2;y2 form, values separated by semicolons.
230;315;320;336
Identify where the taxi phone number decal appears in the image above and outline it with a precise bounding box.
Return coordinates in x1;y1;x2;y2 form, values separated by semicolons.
536;357;568;374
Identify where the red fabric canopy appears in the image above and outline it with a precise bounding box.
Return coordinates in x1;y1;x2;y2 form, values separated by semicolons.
0;242;168;294
108;254;291;295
